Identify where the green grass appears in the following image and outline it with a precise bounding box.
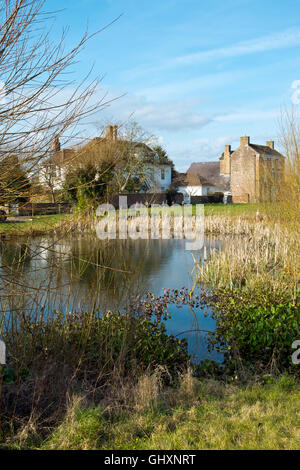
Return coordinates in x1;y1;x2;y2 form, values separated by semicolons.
0;203;261;237
115;202;260;217
0;214;73;236
203;203;260;217
20;376;299;450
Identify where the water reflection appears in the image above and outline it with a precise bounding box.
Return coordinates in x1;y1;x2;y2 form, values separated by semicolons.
0;236;223;361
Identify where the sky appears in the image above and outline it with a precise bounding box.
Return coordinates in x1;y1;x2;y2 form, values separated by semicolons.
49;0;300;170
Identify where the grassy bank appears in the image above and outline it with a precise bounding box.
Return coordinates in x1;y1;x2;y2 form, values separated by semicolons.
0;203;262;239
4;374;299;450
0;201;299;450
203;202;259;217
196;203;299;375
0;214;73;237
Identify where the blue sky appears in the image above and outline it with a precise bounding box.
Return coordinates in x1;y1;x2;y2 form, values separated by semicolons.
50;0;300;170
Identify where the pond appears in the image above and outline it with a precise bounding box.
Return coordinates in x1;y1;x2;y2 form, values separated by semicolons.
0;236;224;362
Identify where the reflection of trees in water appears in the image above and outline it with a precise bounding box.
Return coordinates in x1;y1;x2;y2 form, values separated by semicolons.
0;241;32;273
0;236;176;315
0;235;225;318
64;237;176;310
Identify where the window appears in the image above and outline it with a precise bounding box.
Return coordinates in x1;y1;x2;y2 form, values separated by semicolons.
161;168;165;180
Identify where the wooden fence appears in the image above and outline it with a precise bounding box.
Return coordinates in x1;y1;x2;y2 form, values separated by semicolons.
15;203;73;216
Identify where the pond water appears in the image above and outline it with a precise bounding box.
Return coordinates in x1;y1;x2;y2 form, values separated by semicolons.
0;236;224;362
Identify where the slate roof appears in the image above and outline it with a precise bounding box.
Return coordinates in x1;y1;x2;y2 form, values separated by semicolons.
173;162;230;191
90;139;172;166
187;162;230;191
188;161;220;178
173;172;202;187
248;144;284;158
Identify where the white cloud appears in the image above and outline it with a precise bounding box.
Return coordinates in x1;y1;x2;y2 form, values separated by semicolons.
135;70;242;100
214;109;278;123
167;28;300;67
166;135;236;172
100;90;213;132
133;99;212;131
122;27;300;84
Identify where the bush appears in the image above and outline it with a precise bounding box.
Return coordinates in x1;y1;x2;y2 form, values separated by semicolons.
207;286;300;374
0;310;189;430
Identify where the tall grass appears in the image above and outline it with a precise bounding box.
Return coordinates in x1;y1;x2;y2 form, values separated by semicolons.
196;113;300;375
198;222;298;298
272;107;300;231
5;372;300;450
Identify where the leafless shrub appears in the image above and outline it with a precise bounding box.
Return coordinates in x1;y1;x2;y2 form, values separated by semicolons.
0;0;116;209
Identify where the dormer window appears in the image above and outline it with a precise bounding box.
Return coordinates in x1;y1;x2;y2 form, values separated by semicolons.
161;168;165;180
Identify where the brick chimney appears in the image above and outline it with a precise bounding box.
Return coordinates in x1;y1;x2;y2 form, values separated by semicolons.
106;125;113;140
222;145;231;176
240;136;250;147
266;140;274;149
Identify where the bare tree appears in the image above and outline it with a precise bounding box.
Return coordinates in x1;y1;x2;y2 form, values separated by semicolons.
0;0;115;209
107;121;158;193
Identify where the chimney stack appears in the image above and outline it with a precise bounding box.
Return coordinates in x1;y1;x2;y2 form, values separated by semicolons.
106;125;113;140
266;140;274;149
240;136;250;147
112;125;118;141
106;124;118;141
224;144;231;156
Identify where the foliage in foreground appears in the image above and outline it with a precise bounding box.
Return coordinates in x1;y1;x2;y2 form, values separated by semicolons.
0;310;189;434
4;374;300;450
141;283;300;376
195;212;299;375
207;286;300;375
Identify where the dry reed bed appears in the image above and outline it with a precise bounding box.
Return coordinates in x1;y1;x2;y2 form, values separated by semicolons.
198;217;299;298
92;213;273;237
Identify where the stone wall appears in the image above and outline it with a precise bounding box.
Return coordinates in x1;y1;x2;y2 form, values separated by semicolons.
230;147;257;203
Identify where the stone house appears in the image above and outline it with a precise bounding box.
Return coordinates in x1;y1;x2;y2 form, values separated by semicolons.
173;135;284;204
220;136;285;203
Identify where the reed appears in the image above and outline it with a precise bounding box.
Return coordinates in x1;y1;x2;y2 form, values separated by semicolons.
198;220;298;298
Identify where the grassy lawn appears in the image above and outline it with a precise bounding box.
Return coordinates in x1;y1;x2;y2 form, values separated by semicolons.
118;203;260;217
37;376;300;450
203;203;260;217
0;203;259;237
0;214;73;236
